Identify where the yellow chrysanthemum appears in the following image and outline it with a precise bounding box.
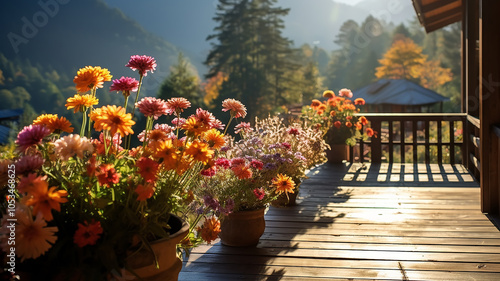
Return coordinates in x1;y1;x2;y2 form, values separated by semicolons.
184;140;214;164
203;129;225;149
272;174;296;195
90;105;135;137
182;117;209;136
154;139;179;169
65;94;99;113
73;66;112;93
33;114;74;134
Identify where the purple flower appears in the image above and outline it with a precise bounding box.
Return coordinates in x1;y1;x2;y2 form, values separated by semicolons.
203;195;220;211
264;163;277;170
109;76;139;97
15;125;51;151
126;55;157;77
219;198;234;215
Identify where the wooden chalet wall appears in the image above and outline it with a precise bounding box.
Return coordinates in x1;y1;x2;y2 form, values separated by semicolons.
414;0;500;217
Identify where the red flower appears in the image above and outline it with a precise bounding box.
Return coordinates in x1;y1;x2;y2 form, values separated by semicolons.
97;164;120;187
250;159;264;170
135;183;155;201
359;116;368;126
73;220;103;247
253;188;265;200
334;121;342;129
366;128;377;138
137;157;159;182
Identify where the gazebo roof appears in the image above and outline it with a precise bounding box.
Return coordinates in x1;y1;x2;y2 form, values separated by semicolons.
353;79;449;106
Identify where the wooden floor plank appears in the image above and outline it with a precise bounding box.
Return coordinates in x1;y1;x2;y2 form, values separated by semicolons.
178;164;500;281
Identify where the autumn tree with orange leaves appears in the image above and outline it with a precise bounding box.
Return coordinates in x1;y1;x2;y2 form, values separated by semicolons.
375;37;452;90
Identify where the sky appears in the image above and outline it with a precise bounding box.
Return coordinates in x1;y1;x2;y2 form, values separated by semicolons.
333;0;366;5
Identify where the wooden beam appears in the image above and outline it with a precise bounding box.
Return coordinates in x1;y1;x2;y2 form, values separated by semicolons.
479;0;500;215
420;0;461;13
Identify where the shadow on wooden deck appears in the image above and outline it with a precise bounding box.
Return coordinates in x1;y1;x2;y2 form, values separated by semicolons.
179;163;500;281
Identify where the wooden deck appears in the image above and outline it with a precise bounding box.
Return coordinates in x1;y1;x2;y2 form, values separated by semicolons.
179;163;500;280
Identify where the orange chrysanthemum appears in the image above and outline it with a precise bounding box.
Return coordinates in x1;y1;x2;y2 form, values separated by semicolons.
184;140;214;164
91;105;135;137
203;129;225;149
8;207;58;262
272;174;296;195
310;99;322;109
222;98;247;118
366;128;377;138
231;164;253;180
354;122;363;130
359;116;368;126
354;98;365;105
329;111;336;117
182;117;209;136
73;66;112;93
345;121;352;128
154;139;179;169
197;216;221;244
22;180;68;222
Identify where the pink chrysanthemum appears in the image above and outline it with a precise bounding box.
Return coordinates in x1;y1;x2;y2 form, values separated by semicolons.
136;97;170;120
215;158;231;169
234;122;252;134
15;125;51;151
171;117;186;127
125;55;157;77
109;76;139;97
222;98;247;118
230;157;246;167
210;119;225;130
54;134;94;161
338;88;353;98
195;108;217;128
15;155;44;175
166;97;191;115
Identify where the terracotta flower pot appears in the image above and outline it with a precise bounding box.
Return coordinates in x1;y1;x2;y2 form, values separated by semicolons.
326;144;350;163
219;207;266;247
127;215;189;281
271;190;298;207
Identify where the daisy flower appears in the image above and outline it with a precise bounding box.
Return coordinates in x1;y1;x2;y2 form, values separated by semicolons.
73;220;103;247
272;174;296;195
22;180;68;222
91;105;135;137
73;66;112;93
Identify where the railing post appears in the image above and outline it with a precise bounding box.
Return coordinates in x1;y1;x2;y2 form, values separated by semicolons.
371;119;382;163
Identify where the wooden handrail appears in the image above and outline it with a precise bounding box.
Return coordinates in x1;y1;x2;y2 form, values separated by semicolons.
352;113;467;164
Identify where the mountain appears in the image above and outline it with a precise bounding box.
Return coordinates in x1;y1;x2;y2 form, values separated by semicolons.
0;0;194;99
102;0;417;76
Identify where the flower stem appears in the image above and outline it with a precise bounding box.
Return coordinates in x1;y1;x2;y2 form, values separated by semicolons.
127;75;144;149
224;116;234;135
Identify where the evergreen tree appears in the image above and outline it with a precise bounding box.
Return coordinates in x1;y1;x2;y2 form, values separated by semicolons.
205;0;298;118
158;53;203;112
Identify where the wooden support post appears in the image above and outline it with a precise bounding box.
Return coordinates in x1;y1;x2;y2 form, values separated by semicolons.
371;119;382;163
479;0;500;214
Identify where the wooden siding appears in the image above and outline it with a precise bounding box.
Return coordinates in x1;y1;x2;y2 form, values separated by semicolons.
179;163;500;280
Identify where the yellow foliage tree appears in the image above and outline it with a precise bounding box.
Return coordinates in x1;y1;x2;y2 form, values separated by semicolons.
203;72;228;108
375;37;452;90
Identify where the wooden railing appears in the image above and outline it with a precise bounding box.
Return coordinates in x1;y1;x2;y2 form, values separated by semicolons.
466;115;481;179
352;113;467;164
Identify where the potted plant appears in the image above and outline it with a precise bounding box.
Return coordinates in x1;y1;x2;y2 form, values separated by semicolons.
0;55;230;280
302;89;377;163
251;116;328;207
195;113;297;246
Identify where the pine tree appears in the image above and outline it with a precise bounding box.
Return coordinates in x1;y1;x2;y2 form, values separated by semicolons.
158;53;203;111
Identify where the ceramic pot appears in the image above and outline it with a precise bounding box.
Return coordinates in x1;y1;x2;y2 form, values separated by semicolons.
219;208;266;247
127;215;189;281
326;144;350;163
